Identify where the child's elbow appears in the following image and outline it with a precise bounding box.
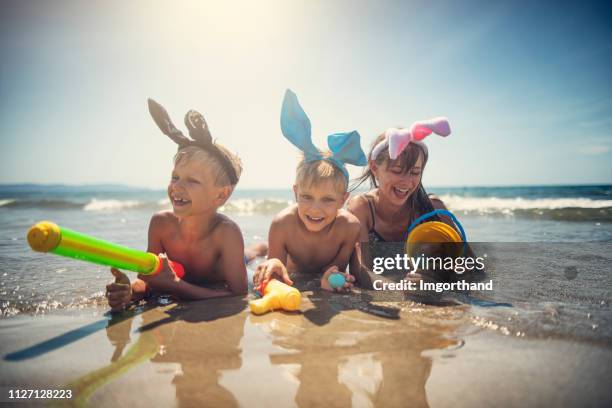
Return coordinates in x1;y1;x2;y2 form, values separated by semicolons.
229;281;248;296
230;287;248;297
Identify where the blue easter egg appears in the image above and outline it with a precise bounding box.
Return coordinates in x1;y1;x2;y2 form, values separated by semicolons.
328;273;346;289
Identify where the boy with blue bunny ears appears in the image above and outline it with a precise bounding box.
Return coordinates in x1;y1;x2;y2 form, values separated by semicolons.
252;90;367;292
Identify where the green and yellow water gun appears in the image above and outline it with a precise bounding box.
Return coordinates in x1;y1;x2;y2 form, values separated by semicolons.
27;221;185;278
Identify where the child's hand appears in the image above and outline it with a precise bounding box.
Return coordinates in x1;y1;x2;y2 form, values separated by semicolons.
321;266;355;292
140;254;179;291
253;258;293;288
106;268;132;312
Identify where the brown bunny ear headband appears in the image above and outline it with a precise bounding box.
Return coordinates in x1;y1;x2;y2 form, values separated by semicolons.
147;98;239;185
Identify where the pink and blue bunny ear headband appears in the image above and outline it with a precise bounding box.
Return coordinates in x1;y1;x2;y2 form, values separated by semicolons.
280;89;367;184
370;117;452;160
147;98;238;185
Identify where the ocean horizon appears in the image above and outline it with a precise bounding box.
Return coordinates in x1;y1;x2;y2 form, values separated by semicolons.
1;183;610;223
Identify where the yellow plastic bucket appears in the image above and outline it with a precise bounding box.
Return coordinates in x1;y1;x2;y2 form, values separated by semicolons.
405;209;466;257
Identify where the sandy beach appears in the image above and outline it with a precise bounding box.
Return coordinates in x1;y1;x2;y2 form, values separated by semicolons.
1;289;611;408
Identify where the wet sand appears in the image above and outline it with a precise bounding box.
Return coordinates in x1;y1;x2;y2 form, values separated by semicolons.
1;291;611;407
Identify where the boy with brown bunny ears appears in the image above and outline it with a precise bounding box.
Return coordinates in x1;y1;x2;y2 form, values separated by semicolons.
106;99;265;311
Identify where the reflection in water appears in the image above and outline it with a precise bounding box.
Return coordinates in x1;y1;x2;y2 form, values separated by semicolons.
252;291;463;408
148;299;247;407
65;312;159;407
65;292;465;407
338;353;383;407
66;297;247;407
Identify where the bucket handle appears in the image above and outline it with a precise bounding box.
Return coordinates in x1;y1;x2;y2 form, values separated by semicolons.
407;209;468;253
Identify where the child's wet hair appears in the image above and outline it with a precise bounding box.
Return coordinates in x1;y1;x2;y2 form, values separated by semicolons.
173;144;242;187
295;151;347;193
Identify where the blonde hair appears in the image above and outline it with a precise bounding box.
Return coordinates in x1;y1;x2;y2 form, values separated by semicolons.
173;145;242;187
295;151;347;193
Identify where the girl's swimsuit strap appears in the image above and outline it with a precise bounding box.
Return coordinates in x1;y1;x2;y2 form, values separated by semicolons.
366;195;376;229
365;195;387;243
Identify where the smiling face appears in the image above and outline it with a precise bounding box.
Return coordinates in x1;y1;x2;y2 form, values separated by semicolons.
371;144;425;207
167;158;225;217
293;179;349;232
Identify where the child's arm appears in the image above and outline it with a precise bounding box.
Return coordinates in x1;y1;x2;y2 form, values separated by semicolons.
325;213;361;271
106;212;165;311
319;216;360;291
129;211;167;301
266;214;289;264
253;215;292;287
140;256;232;299
131;212;167;299
215;221;248;295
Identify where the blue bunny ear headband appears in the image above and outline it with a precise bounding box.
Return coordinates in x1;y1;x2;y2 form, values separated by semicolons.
280;89;367;184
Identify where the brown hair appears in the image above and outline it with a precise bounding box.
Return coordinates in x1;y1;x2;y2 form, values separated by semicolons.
173;144;243;187
350;132;438;220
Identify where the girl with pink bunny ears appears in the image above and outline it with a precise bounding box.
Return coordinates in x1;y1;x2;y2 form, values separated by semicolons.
347;117;472;289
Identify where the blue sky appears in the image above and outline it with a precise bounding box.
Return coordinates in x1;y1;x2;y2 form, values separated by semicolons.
1;0;611;188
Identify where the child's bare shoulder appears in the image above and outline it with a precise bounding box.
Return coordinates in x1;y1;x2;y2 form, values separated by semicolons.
211;214;244;242
150;210;178;229
267;205;299;239
212;213;241;233
271;204;299;226
336;209;361;233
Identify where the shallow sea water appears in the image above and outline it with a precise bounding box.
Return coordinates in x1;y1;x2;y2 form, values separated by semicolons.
0;186;611;406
